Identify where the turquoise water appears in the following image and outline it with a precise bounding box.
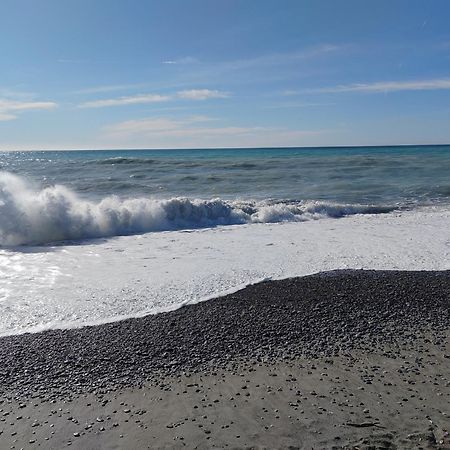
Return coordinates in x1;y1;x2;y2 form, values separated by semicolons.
1;145;449;206
1;145;449;245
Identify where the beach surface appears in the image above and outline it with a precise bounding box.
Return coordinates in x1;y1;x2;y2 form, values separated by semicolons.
1;270;450;449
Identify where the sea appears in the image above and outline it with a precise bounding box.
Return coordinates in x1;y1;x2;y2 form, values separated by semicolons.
1;145;450;335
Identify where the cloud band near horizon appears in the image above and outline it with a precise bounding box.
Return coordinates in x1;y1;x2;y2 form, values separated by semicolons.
0;99;57;121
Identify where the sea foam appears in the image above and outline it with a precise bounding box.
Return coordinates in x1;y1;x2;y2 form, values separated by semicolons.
0;172;395;246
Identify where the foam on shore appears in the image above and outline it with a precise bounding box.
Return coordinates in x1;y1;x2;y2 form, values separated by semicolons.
0;205;449;336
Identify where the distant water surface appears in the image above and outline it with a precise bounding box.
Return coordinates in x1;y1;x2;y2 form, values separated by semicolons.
0;145;449;245
1;145;449;204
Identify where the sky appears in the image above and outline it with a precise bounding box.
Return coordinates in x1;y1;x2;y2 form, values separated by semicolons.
1;0;450;150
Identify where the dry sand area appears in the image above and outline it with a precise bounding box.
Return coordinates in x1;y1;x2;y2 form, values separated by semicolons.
0;270;449;449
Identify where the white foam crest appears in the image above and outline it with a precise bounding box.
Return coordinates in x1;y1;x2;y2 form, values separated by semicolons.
0;172;395;246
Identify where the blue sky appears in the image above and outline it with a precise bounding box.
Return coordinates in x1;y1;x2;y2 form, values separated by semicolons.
1;0;450;149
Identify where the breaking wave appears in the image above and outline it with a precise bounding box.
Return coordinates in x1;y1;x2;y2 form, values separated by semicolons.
0;172;396;246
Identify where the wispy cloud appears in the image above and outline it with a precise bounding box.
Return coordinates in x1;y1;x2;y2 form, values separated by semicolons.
217;44;343;73
287;77;450;95
322;78;450;93
0;88;36;100
74;83;150;95
73;44;343;97
104;116;210;136
162;56;198;65
101;116;326;148
264;101;336;109
57;58;88;64
177;89;229;100
154;44;346;89
79;89;229;108
79;94;170;108
0;98;57;121
0;113;17;121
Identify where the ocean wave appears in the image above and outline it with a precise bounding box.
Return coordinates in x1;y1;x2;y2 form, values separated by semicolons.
93;157;156;165
0;172;396;246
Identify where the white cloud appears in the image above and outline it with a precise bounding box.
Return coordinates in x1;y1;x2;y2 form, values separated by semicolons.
101;116;326;148
162;56;198;65
78;89;229;108
0;98;57;120
0;113;16;121
288;78;450;95
0;99;57;112
103;116;238;137
79;94;171;108
324;78;450;93
177;89;229;100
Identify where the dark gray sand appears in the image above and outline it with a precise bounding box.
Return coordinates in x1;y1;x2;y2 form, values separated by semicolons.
1;270;450;449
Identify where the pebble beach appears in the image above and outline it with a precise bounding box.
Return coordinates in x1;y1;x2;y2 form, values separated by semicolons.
1;270;449;449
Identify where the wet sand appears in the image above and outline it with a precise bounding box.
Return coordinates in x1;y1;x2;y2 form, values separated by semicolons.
1;270;450;449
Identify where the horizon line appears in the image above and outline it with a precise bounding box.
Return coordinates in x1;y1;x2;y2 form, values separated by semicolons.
1;143;450;152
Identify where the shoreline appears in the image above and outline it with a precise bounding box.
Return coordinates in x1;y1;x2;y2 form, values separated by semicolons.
3;205;449;337
1;269;449;398
1;270;450;448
